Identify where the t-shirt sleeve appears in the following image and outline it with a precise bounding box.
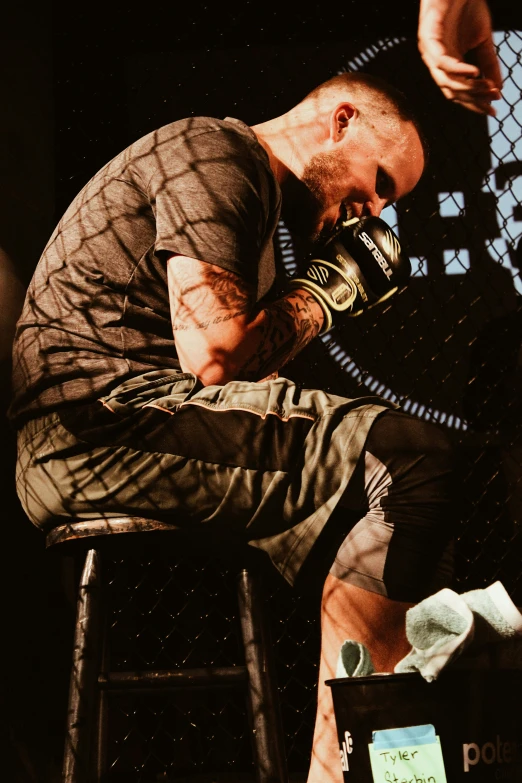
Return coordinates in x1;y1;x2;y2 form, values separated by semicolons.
148;128;268;288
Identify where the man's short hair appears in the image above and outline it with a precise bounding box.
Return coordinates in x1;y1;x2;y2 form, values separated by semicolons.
304;71;430;163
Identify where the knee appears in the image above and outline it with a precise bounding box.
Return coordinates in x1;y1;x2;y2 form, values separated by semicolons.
369;410;456;472
412;417;455;470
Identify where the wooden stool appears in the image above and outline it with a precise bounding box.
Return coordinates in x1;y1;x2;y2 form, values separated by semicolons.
46;517;289;783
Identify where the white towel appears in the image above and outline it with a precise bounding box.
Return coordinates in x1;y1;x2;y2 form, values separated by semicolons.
395;581;522;682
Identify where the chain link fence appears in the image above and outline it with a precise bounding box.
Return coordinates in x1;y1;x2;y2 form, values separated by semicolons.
43;8;522;782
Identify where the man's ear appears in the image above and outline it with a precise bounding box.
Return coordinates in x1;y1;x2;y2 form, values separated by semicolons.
330;102;356;141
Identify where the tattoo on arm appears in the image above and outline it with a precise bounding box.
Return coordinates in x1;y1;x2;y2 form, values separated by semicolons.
170;263;255;331
238;291;321;380
169;256;322;381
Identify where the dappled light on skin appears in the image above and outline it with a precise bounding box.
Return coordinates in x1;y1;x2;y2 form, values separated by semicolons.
307;576;412;783
167;254;323;385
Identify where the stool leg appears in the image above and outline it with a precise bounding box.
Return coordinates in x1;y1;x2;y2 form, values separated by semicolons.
95;613;110;781
62;549;103;783
236;567;289;783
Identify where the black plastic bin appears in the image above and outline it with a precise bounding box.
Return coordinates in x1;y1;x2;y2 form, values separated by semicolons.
327;669;522;782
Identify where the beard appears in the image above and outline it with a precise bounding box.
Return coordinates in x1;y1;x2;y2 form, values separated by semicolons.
280;149;345;244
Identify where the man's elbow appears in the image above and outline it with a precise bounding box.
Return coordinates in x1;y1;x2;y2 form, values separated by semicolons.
196;365;234;387
179;352;238;387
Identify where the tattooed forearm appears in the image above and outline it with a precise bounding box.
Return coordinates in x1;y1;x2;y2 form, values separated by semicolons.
170;262;254;330
167;255;323;385
173;310;245;331
238;290;322;380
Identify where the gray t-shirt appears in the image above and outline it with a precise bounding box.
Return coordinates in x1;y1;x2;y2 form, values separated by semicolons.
10;116;282;424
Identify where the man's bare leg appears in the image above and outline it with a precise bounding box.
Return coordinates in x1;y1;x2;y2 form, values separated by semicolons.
306;575;413;783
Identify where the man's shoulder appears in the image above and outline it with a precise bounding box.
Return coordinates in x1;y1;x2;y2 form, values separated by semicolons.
87;116;272;203
151;116;261;157
126;116;271;189
88;117;255;185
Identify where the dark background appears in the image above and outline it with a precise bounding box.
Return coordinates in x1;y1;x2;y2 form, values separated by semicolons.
1;0;521;780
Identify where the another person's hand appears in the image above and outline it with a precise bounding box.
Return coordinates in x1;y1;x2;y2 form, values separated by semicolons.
418;0;502;116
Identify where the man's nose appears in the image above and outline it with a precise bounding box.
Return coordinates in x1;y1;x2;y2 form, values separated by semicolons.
363;197;387;217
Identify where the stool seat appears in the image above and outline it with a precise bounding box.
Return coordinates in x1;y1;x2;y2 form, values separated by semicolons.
47;516;288;783
46;516;179;548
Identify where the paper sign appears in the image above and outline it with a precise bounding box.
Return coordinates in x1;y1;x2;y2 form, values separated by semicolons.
369;724;448;783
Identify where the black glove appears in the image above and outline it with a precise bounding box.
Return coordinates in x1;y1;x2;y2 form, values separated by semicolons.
288;216;411;334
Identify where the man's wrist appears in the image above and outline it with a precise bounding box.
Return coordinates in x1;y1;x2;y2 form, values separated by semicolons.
287;282;332;335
